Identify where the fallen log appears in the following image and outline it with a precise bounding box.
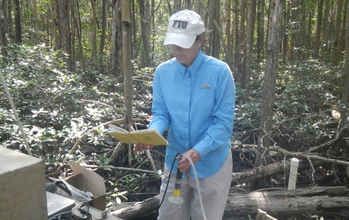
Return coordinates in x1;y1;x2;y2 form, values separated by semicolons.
269;145;349;166
111;186;349;220
111;195;160;220
224;186;349;219
231;157;324;185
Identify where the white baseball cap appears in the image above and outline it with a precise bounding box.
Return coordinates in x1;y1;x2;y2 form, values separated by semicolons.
164;9;205;49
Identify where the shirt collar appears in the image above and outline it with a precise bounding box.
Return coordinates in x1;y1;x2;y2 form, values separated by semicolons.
175;49;204;76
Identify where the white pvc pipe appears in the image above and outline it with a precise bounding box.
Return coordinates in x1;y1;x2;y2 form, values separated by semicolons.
288;157;300;190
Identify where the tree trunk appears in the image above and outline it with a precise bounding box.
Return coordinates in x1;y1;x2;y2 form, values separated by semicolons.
341;0;349;129
245;0;256;97
239;0;246;87
52;0;60;49
233;0;242;83
0;0;8;61
198;0;237;82
184;0;191;9
212;0;220;58
256;0;265;63
339;1;347;55
173;0;180;13
255;0;283;167
151;0;155;61
58;0;72;71
287;0;297;62
225;0;232;58
138;0;151;66
111;186;349;220
14;0;21;43
111;0;122;77
112;195;160;220
282;0;289;64
90;0;97;61
73;1;85;71
29;0;38;32
314;0;323;58
321;0;330;60
331;0;343;66
224;186;349;219
299;0;306;55
100;0;107;73
344;0;349;104
231;157;324;186
204;0;214;56
121;0;134;167
70;1;76;72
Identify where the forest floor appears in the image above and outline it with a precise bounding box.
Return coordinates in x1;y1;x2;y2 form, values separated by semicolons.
99;147;349;220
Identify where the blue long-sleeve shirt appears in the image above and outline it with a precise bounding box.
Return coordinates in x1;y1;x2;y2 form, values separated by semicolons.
149;50;235;178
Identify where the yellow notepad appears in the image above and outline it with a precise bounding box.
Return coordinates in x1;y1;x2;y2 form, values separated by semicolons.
107;125;168;146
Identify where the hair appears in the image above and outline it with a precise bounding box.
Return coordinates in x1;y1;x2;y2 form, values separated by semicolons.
195;30;210;48
195;31;207;41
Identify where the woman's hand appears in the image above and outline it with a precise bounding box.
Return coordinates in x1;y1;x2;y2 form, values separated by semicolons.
178;149;201;173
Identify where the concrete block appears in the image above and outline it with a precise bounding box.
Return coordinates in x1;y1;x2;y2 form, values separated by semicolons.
0;147;47;220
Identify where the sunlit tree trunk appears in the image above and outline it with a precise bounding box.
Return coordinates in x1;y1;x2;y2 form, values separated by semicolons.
121;0;133;167
256;0;283;170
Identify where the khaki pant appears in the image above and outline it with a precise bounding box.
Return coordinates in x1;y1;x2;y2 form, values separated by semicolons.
158;150;232;220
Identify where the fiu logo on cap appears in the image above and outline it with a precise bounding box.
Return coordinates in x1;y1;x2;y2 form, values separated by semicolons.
172;20;188;29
